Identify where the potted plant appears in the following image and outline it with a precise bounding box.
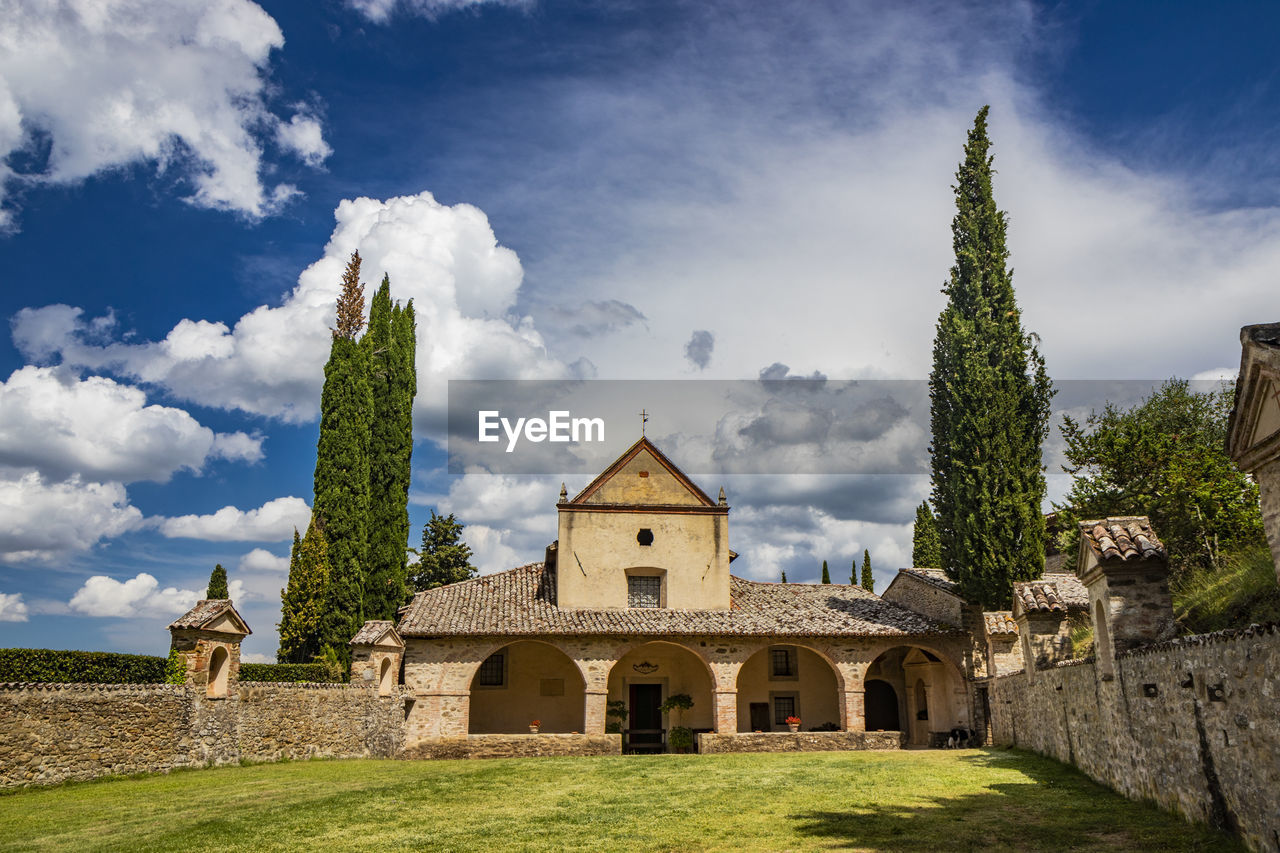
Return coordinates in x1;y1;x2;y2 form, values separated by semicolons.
659;693;695;753
605;700;627;734
529;719;540;733
786;715;801;732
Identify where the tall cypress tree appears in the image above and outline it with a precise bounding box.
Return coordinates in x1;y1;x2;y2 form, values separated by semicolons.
278;520;332;664
314;251;373;659
820;560;831;584
860;550;874;593
912;501;942;567
206;564;228;599
362;276;417;620
928;107;1054;610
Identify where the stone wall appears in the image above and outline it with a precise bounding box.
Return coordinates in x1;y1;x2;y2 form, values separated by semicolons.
1258;456;1280;584
990;624;1280;852
0;681;408;789
402;733;620;759
696;730;904;753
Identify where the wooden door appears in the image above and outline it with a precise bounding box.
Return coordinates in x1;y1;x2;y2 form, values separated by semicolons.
749;702;770;732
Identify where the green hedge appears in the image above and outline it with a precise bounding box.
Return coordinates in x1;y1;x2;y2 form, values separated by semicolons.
0;648;167;684
238;662;342;683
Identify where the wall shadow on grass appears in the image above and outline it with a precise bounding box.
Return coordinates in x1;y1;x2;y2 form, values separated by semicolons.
789;750;1243;852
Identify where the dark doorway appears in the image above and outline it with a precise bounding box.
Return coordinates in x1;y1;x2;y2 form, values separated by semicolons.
749;702;770;732
627;683;664;752
864;680;899;731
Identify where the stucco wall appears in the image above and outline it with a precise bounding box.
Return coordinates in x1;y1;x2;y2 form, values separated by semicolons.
735;645;840;732
990;624;1280;852
470;640;586;733
0;681;408;789
608;642;715;731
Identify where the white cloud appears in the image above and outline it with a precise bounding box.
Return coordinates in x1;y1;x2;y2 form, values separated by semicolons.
0;592;28;622
0;365;261;483
240;651;274;664
347;0;529;23
157;496;311;542
14;191;579;430
68;572;200;618
0;0;328;227
239;547;291;573
0;471;143;562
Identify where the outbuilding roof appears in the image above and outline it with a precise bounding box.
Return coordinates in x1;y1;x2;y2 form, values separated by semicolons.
350;620;402;647
397;563;959;639
168;599;251;635
1013;581;1066;614
983;611;1018;636
1079;517;1166;563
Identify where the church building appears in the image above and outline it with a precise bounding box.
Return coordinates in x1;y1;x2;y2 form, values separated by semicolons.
394;437;979;751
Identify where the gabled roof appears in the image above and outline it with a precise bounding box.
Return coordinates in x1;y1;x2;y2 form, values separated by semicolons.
168;600;251;636
890;568;960;597
350;620;403;648
1079;517;1166;564
983;611;1018;636
1013;581;1066;616
396;563;959;638
566;437;717;508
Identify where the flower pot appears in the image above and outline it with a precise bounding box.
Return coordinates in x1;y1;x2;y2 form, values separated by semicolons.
529;725;539;733
787;723;800;732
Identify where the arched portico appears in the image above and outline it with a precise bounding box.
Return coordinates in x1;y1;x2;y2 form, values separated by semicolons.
863;644;970;746
606;641;714;751
735;644;842;732
468;640;586;734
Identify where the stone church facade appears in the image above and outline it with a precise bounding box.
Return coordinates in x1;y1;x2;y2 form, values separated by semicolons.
396;437;978;751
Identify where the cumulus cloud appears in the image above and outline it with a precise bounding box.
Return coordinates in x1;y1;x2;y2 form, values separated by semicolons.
0;472;143;561
0;365;261;483
239;547;291;573
157;496;311;542
684;330;714;370
347;0;529;23
68;572;200;618
0;592;28;622
14;191;579;431
0;0;329;227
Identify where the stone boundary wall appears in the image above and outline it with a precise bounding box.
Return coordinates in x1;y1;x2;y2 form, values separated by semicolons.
0;681;409;789
990;624;1280;853
697;730;904;753
402;733;621;759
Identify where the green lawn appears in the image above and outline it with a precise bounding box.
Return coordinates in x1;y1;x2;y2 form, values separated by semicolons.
0;749;1241;852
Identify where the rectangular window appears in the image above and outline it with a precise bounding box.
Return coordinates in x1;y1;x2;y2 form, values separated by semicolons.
770;647;795;678
628;575;662;608
477;652;505;687
773;695;796;726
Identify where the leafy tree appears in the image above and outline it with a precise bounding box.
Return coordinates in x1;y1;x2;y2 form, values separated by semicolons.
820;560;831;584
363;275;417;620
314;252;374;659
1056;379;1264;576
861;549;874;593
206;564;228;599
408;510;476;592
912;501;942;567
278;520;332;664
928;106;1054;610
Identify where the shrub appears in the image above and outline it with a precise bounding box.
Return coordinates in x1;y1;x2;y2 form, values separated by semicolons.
0;648;167;684
238;662;342;683
164;649;187;685
1174;543;1280;634
668;726;694;751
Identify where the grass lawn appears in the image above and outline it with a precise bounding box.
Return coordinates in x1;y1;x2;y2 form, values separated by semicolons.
0;749;1241;852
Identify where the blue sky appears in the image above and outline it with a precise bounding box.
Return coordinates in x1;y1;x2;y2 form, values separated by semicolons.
1;0;1278;660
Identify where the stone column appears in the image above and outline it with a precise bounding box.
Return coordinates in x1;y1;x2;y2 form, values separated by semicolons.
584;690;608;735
712;690;738;733
842;689;865;732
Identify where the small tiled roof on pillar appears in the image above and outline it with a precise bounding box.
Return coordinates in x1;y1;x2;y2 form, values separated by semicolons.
1012;581;1066;616
350;620;403;648
982;611;1018;636
168;599;251;637
1079;517;1166;563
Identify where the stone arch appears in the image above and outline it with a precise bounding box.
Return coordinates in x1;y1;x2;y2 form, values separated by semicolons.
605;640;716;749
862;644;970;747
864;679;899;731
468;639;586;734
207;645;229;699
735;643;843;732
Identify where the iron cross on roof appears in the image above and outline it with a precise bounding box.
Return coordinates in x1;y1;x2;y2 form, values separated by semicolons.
639;408;648;436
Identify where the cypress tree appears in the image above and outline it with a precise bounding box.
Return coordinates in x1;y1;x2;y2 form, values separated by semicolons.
850;560;857;585
363;275;417;620
861;549;874;593
820;560;831;584
314;251;373;659
928;107;1054;610
780;571;788;583
912;501;943;567
206;564;228;599
278;520;332;664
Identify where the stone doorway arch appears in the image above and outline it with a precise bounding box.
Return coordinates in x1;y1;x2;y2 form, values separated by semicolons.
864;679;899;732
735;643;842;732
865;644;969;747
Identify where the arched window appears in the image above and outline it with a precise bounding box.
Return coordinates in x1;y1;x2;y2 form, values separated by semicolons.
207;645;229;699
379;657;394;696
1093;598;1115;680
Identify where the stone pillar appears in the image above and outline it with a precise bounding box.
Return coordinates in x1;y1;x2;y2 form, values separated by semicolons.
167;600;251;699
1078;517;1174;657
584;690;608;735
1257;456;1280;584
842;689;865;732
437;693;470;739
712;690;737;733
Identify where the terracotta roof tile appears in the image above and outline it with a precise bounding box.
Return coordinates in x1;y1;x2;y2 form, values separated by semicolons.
1080;517;1166;563
397;564;958;638
1013;581;1066;614
350;620;398;646
168;599;250;634
983;611;1018;636
1043;571;1089;609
